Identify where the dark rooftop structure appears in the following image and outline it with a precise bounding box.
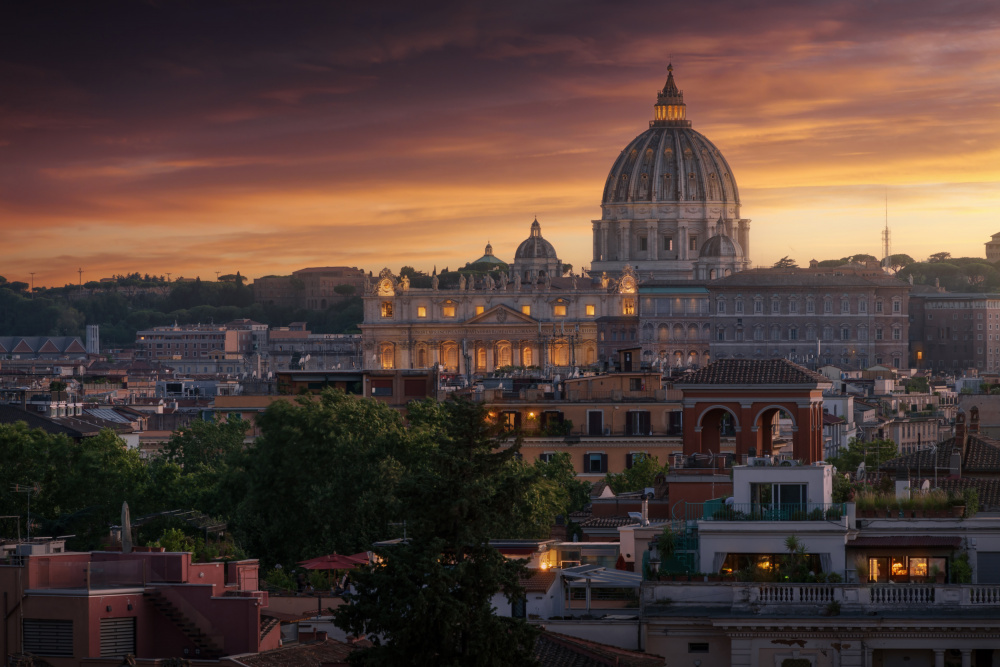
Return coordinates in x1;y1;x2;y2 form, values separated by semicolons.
673;358;829;386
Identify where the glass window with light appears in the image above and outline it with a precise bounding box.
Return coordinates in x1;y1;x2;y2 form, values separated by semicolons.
417;306;427;318
475;305;484;315
554;304;567;317
380;301;393;318
522;305;531;315
442;305;456;318
586;304;595;316
623;299;635;315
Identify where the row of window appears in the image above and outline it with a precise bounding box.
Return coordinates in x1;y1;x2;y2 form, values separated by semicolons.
381;302;599;319
717;296;902;315
717;325;901;342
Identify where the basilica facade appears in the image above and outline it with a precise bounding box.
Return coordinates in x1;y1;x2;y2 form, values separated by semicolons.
360;220;641;374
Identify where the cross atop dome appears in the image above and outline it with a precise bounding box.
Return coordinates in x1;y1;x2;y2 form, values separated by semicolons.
652;63;690;128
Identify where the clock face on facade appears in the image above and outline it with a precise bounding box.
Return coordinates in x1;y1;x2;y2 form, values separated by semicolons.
620;275;637;294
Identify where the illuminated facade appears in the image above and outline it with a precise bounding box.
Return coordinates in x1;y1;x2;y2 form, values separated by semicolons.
360;258;641;373
591;64;750;281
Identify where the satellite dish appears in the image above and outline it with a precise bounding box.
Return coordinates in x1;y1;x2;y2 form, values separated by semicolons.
921;479;931;491
857;462;866;480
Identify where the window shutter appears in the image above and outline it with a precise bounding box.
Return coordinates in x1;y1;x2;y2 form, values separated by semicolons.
601;453;608;473
625;453;634;469
640;411;651;435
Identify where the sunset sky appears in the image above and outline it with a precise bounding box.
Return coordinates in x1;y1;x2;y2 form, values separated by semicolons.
3;1;1000;287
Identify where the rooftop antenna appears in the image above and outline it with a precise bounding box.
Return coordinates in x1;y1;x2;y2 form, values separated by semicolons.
881;187;891;270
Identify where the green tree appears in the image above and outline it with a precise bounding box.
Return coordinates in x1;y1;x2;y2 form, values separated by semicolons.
885;253;915;271
163;417;248;474
928;252;952;263
604;453;667;494
772;256;798;269
826;438;898;476
336;398;538;666
234;391;425;567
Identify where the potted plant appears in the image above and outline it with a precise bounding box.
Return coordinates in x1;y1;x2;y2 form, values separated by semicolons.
929;564;945;584
854;557;870;584
949;493;966;518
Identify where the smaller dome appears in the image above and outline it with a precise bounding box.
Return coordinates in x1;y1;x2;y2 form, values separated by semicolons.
472;240;506;266
515;218;558;260
700;233;743;259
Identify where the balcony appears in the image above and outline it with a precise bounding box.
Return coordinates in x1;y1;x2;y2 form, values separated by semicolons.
678;501;848;522
642;582;1000;615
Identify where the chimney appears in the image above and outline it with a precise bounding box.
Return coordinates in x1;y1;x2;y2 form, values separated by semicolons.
641;498;649;526
969;407;980;434
954;411;967;448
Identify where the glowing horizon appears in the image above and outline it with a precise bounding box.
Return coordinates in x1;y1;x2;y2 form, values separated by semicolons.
3;1;1000;287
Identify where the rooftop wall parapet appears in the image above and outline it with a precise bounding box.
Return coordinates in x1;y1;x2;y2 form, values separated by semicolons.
642;582;1000;615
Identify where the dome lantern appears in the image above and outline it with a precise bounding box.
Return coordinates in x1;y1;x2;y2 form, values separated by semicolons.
651;63;690;128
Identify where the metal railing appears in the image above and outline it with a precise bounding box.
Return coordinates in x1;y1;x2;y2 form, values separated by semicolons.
681;502;847;522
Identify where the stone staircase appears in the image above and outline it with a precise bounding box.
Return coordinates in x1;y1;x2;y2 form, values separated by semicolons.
144;589;224;659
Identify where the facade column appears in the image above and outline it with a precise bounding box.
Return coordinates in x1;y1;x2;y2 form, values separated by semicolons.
602;224;609;262
961;649;971;667
864;646;872;667
593;222;601;262
934;649;944;667
486;343;494;373
513;342;521;367
621;223;630;261
679;225;688;260
648;223;658;261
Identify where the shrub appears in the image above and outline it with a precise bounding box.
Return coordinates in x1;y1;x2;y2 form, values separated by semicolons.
952;552;973;583
963;488;980;518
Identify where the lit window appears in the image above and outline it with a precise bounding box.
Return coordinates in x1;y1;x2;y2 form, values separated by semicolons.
443;306;456;318
380;301;393;318
417;306;427;318
586;304;595;316
664;237;673;251
689;236;698;251
522;305;531;316
554;305;567;317
475;305;484;316
623;298;635;316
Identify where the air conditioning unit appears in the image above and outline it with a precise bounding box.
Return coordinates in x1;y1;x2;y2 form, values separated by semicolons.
604;427;611;436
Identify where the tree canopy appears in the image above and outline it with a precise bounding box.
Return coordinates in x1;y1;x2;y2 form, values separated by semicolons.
335;398;539;666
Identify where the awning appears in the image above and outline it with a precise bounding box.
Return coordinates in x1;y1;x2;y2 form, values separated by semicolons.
847;536;961;549
561;565;643;588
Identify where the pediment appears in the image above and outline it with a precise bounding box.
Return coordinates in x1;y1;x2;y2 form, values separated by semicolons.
464;304;535;325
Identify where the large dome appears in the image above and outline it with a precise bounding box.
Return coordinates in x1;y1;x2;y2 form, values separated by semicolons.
602;66;740;206
590;64;750;281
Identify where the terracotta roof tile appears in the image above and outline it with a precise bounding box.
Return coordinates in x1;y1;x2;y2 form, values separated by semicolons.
520;570;558;593
534;632;664;667
579;516;639;528
673;359;829;386
881;435;1000;474
227;638;358;666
